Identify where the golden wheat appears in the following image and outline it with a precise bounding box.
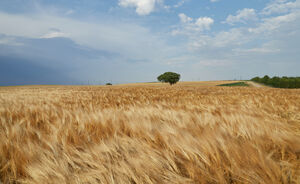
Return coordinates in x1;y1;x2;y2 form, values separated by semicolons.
0;84;299;183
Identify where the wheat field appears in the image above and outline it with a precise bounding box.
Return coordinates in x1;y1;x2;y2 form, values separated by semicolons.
0;82;299;184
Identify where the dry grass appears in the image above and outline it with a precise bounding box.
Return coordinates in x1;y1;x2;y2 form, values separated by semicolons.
0;82;299;183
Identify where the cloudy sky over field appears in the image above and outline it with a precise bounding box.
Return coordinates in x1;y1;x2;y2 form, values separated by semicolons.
0;0;299;85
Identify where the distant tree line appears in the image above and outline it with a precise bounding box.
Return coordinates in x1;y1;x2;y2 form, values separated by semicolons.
251;75;300;88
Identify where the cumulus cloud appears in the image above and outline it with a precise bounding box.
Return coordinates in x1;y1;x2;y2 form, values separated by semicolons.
195;17;214;31
178;13;192;23
186;28;251;50
248;12;298;34
173;13;214;36
170;0;300;72
224;8;257;25
262;0;300;15
190;9;299;51
118;0;158;15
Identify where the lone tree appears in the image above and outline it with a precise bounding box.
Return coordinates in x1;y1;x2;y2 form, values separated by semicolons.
157;72;181;85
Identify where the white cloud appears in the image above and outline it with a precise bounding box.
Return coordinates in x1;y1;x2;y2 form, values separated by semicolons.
40;31;67;39
0;36;23;46
248;12;298;34
262;0;300;15
186;28;251;51
210;0;219;2
118;0;158;15
173;13;214;36
210;29;248;47
189;9;299;50
195;17;214;31
65;10;74;15
0;11;174;61
174;0;186;8
198;59;232;67
178;13;192;23
170;0;300;68
225;8;257;25
233;47;281;54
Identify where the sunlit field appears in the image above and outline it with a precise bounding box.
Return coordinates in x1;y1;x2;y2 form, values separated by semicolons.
0;82;299;183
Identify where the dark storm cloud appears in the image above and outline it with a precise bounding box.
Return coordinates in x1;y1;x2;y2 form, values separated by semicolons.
0;35;118;85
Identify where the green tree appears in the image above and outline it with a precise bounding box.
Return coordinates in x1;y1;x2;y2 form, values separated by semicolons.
251;75;300;88
251;77;260;82
157;72;181;85
280;78;289;88
270;76;280;87
296;78;300;88
262;75;270;84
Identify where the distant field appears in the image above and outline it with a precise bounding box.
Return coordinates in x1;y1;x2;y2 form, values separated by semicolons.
0;82;299;183
117;80;241;87
0;81;240;89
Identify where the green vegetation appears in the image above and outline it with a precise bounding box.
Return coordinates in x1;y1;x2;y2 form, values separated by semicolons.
106;83;112;85
218;82;249;87
251;75;300;88
157;72;181;85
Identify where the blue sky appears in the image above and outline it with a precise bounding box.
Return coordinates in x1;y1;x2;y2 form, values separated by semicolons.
0;0;299;85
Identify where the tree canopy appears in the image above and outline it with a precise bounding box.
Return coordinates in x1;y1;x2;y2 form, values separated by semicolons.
157;72;181;85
